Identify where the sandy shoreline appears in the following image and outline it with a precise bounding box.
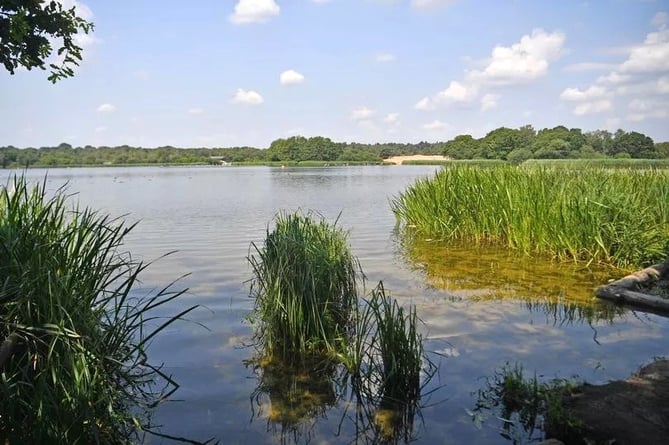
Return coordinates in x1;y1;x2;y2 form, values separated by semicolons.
383;154;450;165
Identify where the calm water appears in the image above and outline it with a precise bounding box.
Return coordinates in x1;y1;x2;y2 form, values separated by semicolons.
3;166;668;444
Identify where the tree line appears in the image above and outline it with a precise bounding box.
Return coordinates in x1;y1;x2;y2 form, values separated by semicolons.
443;126;668;161
1;126;667;168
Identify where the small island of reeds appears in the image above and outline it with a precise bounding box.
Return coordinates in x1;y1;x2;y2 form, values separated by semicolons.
391;165;669;269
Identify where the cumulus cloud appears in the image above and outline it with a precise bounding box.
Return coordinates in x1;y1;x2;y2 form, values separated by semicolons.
414;96;434;111
422;120;447;130
383;113;400;124
619;28;669;73
573;100;612;115
596;72;631;84
651;11;668;28
468;28;566;86
560;85;608;101
351;106;376;120
435;80;478;102
375;53;397;63
280;69;305;85
411;0;457;11
96;103;116;113
480;93;499;111
231;88;264;105
415;29;565;110
229;0;280;24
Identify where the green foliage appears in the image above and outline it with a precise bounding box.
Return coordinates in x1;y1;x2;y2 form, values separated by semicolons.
0;0;94;82
248;211;361;364
0;176;198;444
472;363;583;443
391;165;669;269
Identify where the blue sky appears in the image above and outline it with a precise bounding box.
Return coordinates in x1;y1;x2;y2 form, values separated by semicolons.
1;0;668;148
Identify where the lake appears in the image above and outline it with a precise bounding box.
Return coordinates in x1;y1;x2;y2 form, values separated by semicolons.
3;165;668;444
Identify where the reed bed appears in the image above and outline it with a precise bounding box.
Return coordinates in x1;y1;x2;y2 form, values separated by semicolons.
391;165;669;269
0;176;197;444
522;158;669;170
248;211;361;364
402;159;508;167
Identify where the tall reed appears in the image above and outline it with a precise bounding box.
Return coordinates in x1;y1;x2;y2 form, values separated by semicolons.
248;211;361;364
0;176;197;444
391;165;669;269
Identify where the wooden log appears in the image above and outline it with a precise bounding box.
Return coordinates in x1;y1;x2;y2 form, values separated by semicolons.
595;262;669;314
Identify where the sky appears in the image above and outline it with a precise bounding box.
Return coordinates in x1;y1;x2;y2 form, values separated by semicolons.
1;0;668;149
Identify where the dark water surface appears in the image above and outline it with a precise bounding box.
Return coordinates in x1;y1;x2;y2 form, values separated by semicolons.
3;166;668;444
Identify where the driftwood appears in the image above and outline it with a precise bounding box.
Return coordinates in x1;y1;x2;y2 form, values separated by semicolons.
595;263;669;313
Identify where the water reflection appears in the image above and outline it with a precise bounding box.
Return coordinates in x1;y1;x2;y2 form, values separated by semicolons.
396;233;625;325
245;354;435;444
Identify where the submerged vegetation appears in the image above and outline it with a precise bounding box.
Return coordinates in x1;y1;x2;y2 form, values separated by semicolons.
471;363;584;443
247;211;436;443
392;165;669;269
0;176;199;444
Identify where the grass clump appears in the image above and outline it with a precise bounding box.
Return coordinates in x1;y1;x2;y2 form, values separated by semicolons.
391;165;669;269
248;212;437;443
248;211;361;365
0;176;198;444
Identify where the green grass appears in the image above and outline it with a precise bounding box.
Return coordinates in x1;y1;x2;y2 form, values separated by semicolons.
391;165;669;269
248;211;361;364
247;212;436;442
522;158;669;170
0;176;198;444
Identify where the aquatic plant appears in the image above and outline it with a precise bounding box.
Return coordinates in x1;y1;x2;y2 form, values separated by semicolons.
391;165;669;269
0;176;198;444
471;363;583;443
248;211;361;364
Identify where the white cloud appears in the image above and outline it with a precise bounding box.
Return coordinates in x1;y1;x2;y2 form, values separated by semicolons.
435;80;478;102
468;28;566;85
60;0;94;21
229;0;280;24
188;107;205;115
231;88;264;105
480;93;499;111
560;86;608;101
573;100;612;115
357;120;380;132
410;0;457;11
280;69;305;85
351;106;376;120
96;103;116;113
596;71;631;84
620;29;669;73
658;76;669;93
383;113;400;124
563;62;617;72
651;11;668;28
94;126;107;133
416;29;565;112
422;119;447;130
311;0;332;3
414;96;434;110
375;53;397;63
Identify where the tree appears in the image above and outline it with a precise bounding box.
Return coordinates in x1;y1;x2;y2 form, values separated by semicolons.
0;0;94;82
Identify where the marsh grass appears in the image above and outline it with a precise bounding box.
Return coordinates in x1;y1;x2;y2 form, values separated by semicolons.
391;165;669;269
248;211;436;442
248;211;361;365
522;158;669;170
0;176;199;444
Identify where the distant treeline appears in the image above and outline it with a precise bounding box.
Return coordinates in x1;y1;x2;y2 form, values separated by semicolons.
1;126;667;168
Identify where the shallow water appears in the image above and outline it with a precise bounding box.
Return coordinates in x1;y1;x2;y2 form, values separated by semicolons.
2;166;668;444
